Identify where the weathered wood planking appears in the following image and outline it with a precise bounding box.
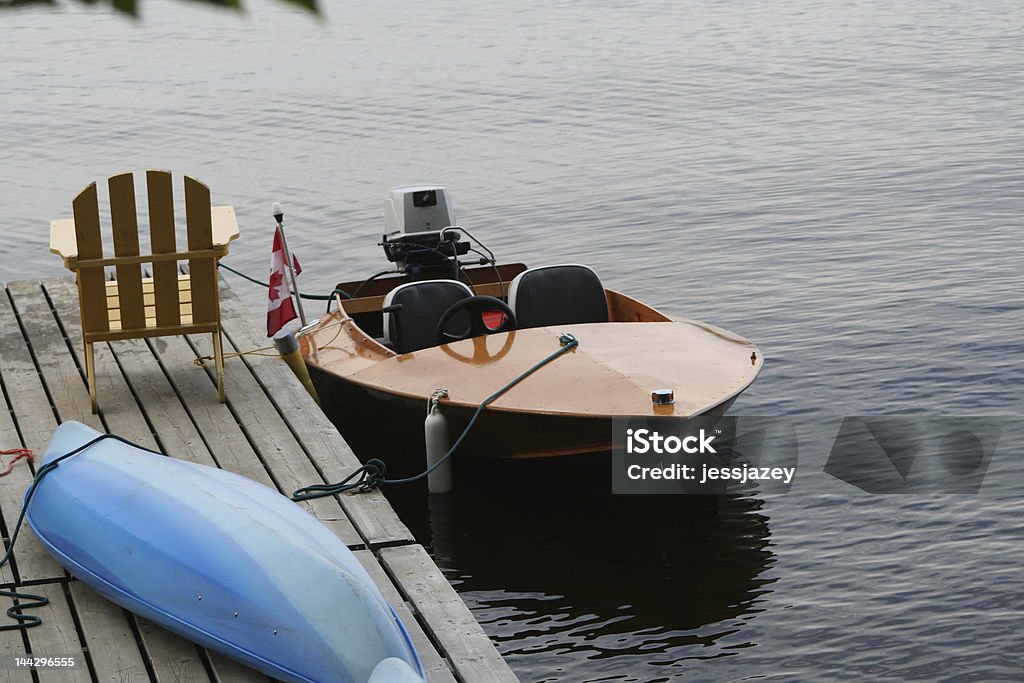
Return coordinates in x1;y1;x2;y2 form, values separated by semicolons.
0;284;154;681
134;617;216;683
380;545;519;683
21;583;88;683
0;277;514;683
216;285;415;549
354;550;457;683
146;332;282;488
203;651;272;683
67;582;150;682
45;278;214;466
5;282;102;433
0;286;64;455
0;286;72;583
184;329;363;547
0;583;31;683
0;376;25;587
18;280;157;451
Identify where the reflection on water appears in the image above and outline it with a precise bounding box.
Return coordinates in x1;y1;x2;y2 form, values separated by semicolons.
387;457;775;681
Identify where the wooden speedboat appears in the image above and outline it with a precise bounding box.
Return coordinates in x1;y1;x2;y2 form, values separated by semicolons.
299;186;762;463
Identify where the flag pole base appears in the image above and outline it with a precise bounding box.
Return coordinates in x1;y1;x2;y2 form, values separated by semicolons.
273;330;321;406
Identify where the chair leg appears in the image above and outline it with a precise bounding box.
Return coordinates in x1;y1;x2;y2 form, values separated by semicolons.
85;342;97;414
213;330;226;403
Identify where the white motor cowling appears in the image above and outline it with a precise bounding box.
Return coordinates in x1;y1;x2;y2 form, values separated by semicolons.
384;185;455;237
381;185;468;276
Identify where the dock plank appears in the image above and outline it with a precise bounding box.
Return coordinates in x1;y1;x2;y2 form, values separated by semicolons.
354;550;456;683
216;287;413;548
0;384;24;586
204;652;271;683
20;583;88;683
380;545;518;683
0;286;68;583
40;278;157;449
0;594;31;683
0;286;60;456
44;279;213;466
67;582;150;683
5;281;101;435
185;330;362;547
146;332;279;488
134;617;212;683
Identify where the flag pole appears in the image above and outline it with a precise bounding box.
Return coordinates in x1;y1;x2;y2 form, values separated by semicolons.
272;202;307;328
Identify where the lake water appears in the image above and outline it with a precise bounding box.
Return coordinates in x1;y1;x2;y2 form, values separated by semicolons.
3;1;1022;680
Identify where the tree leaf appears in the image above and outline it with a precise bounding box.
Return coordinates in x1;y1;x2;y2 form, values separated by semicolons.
0;0;58;8
110;0;136;16
181;0;243;9
0;0;319;15
277;0;318;13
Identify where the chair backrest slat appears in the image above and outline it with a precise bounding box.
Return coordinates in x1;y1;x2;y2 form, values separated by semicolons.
108;172;146;330
184;176;218;324
146;170;182;327
72;182;109;334
59;170;234;340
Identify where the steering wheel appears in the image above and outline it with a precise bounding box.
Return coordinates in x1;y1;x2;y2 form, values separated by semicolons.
435;296;516;345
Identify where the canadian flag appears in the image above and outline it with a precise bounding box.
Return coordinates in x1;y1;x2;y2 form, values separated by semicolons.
267;226;302;337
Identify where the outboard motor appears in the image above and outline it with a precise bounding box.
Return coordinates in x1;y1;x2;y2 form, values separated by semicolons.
381;185;470;279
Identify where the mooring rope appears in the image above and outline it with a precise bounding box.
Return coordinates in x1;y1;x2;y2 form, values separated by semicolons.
217;262;352;302
291;333;580;499
193;345;279;367
0;449;33;478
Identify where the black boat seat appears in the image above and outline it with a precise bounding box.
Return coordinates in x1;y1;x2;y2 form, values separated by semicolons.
507;264;609;329
382;279;473;353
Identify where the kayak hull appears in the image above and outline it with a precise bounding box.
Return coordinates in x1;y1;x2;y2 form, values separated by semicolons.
25;421;424;683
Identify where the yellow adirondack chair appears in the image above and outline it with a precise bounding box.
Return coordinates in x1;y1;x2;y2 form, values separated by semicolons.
49;170;240;413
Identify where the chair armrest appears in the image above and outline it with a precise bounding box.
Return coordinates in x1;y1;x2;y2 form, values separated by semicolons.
211;205;240;248
50;219;79;268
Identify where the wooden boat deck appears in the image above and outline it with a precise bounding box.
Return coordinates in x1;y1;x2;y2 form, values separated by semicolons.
0;277;517;683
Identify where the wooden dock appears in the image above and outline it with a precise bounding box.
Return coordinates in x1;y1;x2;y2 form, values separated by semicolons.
0;277;518;683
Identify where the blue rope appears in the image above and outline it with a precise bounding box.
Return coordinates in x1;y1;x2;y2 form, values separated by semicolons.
291;333;580;498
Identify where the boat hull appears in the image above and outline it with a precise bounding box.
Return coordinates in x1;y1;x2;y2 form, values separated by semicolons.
25;422;423;683
309;364;738;466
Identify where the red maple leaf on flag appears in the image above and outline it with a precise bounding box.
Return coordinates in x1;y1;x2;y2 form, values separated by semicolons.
267;227;301;336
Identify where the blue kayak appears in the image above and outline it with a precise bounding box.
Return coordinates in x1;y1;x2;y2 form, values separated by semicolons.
25;421;424;683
